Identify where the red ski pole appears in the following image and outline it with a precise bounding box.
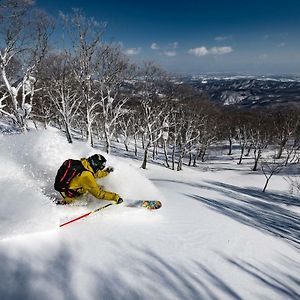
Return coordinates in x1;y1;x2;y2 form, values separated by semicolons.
59;203;112;227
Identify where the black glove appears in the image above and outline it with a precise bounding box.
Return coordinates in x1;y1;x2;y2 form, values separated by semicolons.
105;166;114;173
116;197;123;204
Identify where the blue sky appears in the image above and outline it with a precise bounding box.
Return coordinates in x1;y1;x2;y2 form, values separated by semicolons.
37;0;300;75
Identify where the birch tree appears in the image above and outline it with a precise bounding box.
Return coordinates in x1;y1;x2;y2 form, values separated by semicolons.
43;52;81;143
94;44;134;153
140;101;168;169
249;111;272;171
162;119;170;168
117;111;135;152
0;0;51;130
272;108;299;159
220;110;236;156
176;115;200;171
235;112;251;165
169;108;183;170
136;62;168;169
131;109;143;156
187;100;219;165
61;9;105;146
261;156;285;192
30;90;55;129
284;125;300;166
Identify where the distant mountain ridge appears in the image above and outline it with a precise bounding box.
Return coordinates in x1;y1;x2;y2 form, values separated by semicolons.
180;75;300;108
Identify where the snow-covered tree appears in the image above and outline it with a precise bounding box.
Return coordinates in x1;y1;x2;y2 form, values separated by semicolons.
219;109;236;156
0;0;52;130
249;111;272;171
135;62;169;169
284;125;300;166
272;108;299;159
43;52;81;143
176;115;200;171
261;156;285;192
94;44;135;153
30;90;55;129
234;111;251;165
161;119;170;168
117;111;135;152
130;109;144;156
60;9;105;146
140;102;168;169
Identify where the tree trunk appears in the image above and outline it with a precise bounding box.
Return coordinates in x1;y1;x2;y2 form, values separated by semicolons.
142;134;145;149
199;147;207;162
134;134;138;156
262;177;270;192
105;137;111;154
172;144;176;170
152;145;156;160
141;142;150;169
193;155;197;167
252;149;261;171
163;140;170;168
245;144;252;156
228;136;233;155
124;141;129;152
188;152;192;166
237;146;245;165
104;123;111;153
90;133;94;148
276;141;286;159
177;154;183;171
177;145;184;171
65;121;73;144
33;120;38;130
86;111;93;147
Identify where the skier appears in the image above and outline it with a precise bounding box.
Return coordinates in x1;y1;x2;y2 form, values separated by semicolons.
55;154;123;205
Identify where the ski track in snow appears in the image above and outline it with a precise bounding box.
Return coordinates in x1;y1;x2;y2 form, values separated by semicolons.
0;127;299;300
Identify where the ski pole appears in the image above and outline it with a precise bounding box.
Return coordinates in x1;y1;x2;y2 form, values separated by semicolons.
59;203;113;227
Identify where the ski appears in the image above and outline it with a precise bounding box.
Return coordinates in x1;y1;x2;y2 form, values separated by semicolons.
59;203;112;227
125;200;162;210
58;200;162;228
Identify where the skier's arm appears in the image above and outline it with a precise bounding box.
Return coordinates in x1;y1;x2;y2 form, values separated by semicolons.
94;167;114;178
94;169;109;178
81;172;119;201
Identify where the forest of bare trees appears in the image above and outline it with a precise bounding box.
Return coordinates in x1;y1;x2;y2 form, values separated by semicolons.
1;1;300;192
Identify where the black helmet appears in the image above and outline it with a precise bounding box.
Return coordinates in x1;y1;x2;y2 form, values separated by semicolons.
88;154;106;172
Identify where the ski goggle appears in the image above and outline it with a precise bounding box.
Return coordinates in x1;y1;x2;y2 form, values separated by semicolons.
96;160;106;170
89;155;106;171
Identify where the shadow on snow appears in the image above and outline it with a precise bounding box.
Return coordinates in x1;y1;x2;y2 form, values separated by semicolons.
0;239;299;300
0;241;239;300
152;178;300;249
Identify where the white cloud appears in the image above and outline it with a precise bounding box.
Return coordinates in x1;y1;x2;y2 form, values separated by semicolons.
210;46;233;55
151;43;159;50
170;41;178;49
277;42;286;47
215;35;232;41
188;47;209;57
164;51;176;57
188;46;233;57
124;47;141;55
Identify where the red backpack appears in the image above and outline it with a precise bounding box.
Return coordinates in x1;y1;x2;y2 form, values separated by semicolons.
54;159;87;198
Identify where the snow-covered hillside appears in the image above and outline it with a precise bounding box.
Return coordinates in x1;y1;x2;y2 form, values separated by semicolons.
186;75;300;108
0;127;299;300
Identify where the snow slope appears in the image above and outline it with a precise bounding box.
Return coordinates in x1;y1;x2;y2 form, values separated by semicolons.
0;127;299;300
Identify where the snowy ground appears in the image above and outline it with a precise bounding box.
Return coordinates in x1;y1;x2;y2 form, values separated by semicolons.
0;127;299;300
